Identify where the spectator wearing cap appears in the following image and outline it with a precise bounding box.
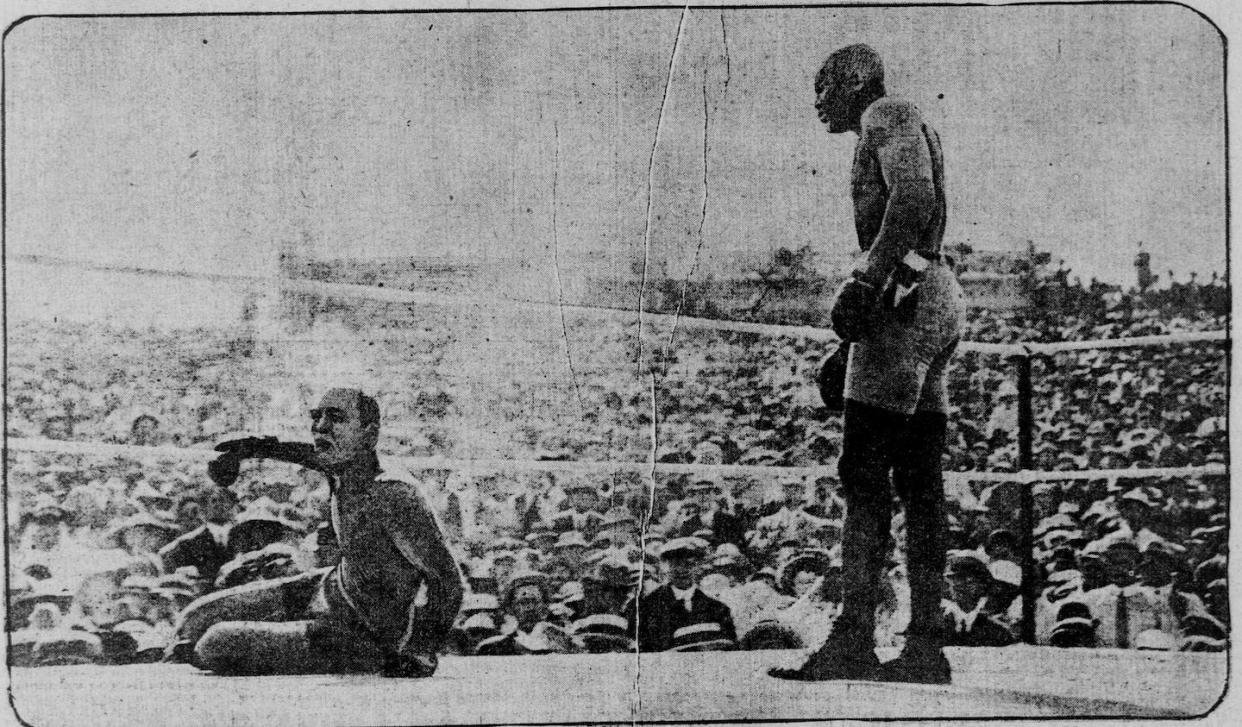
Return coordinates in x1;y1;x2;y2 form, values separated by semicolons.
941;551;1015;647
984;559;1022;630
13;495;95;584
630;537;736;652
1047;601;1098;648
771;551;842;648
524;523;558;553
1081;538;1177;649
512;471;564;535
10;603;67;667
1200;578;1228;628
984;381;1019;446
1178;613;1228;652
213;543;307;591
155;570;203;612
437;471;475;543
676;475;746;548
704;543;749;586
594;506;640;553
1139;540;1210;624
476;572;576;656
129;480;175;518
1109;486;1170;551
579;558;638;619
158;485;241;584
747;478;835;555
550;531;590;579
129;412;163;447
984;528;1019;564
19;604;105;667
106;513;180;559
445;593;501;656
473;480;527;541
9;580;76;640
806;477;847;521
487;548;520;592
1035;569;1085;644
446;612;501;656
550;479;604;542
549;580;585;626
227;497;305;553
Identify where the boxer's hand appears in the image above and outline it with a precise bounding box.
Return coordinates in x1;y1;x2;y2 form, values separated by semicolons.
383;651;438;678
830;277;879;342
816;343;850;412
883;259;923;322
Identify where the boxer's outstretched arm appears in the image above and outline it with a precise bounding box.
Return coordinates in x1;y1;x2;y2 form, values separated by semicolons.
855;99;937;286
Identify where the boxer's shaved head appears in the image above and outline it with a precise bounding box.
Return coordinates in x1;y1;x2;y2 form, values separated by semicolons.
818;44;885;94
815;44;886;134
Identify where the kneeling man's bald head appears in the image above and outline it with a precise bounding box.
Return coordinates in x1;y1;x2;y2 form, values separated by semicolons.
312;387;380;468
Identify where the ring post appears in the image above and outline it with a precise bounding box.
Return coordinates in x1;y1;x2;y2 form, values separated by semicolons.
1015;354;1036;644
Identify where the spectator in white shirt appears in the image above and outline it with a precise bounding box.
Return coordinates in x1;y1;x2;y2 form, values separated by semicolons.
1081;538;1177;648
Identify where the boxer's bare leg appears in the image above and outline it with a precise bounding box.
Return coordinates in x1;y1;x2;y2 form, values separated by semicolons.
771;400;904;681
889;409;952;683
166;571;323;662
194;619;386;676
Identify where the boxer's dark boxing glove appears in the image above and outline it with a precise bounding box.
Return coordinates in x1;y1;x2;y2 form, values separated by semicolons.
816;343;850;412
207;436;320;488
830;276;880;342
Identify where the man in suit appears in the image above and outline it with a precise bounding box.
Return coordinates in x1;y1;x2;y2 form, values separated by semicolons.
630;538;736;652
941;551;1016;647
178;387;463;678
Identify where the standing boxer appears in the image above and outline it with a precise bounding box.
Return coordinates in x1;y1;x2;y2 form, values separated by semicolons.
771;44;964;684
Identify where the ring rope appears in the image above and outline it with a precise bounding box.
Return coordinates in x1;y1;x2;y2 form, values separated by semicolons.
11;255;1227;354
6;437;1226;483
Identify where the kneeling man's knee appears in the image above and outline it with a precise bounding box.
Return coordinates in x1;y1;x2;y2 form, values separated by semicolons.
195;623;257;675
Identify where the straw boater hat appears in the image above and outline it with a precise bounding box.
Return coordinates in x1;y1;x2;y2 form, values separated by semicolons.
1048;600;1097;646
599;507;637;529
461;593;501;616
658;537;709;561
554;531;590;551
670;622;735;652
104;513;180;549
461;612;499;637
570;614;635;653
503;571;551;607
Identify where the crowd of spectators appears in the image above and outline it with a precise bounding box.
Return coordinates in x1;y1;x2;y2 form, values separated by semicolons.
6;273;1229;665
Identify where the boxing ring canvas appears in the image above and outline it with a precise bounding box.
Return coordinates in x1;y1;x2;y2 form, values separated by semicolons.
3;2;1234;725
8;649;1230;725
